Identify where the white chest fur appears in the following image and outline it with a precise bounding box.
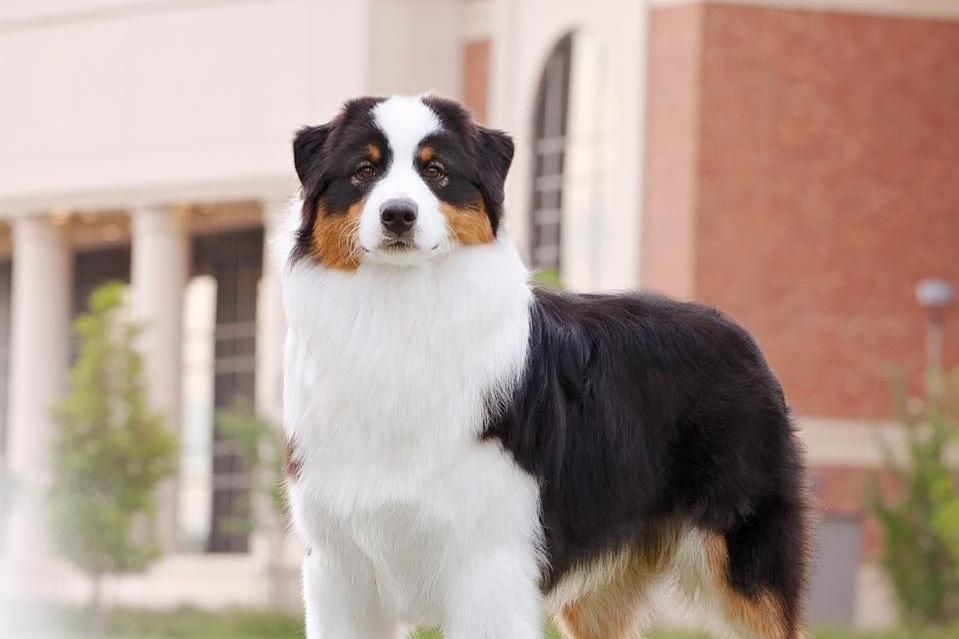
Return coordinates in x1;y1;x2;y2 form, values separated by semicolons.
280;237;542;623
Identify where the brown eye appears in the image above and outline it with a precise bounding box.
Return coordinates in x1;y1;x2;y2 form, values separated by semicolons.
354;162;376;180
422;161;446;180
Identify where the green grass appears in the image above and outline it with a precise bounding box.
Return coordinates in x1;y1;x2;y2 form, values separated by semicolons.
67;607;958;639
69;608;301;639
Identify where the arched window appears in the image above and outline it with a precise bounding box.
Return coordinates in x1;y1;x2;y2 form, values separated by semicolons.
529;34;573;273
530;32;613;290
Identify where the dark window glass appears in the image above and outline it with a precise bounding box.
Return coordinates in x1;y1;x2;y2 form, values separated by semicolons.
71;246;131;357
192;228;263;553
530;34;573;272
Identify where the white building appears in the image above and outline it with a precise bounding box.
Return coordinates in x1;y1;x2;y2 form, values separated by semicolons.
0;0;650;613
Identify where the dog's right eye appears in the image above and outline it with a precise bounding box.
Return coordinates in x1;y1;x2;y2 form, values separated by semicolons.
353;162;377;181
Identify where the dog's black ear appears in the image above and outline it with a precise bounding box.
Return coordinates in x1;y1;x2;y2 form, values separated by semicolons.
479;126;514;187
293;123;333;187
476;127;514;231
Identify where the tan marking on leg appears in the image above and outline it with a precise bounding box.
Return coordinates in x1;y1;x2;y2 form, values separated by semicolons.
441;201;494;246
310;201;363;270
674;529;794;639
704;533;791;639
554;529;679;639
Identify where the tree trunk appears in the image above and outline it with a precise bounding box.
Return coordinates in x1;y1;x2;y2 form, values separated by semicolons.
90;572;107;637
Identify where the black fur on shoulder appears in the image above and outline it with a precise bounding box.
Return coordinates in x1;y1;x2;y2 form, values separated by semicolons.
484;288;808;629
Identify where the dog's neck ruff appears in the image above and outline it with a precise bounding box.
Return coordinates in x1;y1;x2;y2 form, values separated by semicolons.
283;237;531;357
281;232;532;508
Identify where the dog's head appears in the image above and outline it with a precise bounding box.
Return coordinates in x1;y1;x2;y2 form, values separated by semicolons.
291;94;514;269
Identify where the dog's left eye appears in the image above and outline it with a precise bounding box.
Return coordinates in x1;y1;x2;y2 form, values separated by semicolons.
422;162;447;180
354;162;377;180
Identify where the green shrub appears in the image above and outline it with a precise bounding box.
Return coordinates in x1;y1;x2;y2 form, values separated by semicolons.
869;372;959;625
212;399;287;537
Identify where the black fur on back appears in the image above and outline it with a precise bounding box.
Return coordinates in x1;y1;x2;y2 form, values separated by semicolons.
484;288;808;626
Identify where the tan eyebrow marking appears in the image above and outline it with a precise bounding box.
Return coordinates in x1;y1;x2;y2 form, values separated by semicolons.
417;146;435;164
366;144;382;162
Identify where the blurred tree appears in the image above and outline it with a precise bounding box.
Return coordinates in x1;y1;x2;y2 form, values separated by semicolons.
869;371;959;625
215;399;289;605
215;398;287;526
49;282;177;636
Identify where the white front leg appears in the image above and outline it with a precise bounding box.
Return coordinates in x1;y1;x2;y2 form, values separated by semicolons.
303;550;403;639
443;551;544;639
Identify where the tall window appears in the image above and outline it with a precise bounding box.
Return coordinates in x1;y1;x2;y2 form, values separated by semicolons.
71;247;131;355
191;229;262;553
72;246;131;315
530;34;573;272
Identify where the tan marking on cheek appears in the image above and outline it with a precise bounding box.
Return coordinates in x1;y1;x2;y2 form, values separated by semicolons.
441;200;494;246
417;146;435;164
310;201;364;271
366;144;382;163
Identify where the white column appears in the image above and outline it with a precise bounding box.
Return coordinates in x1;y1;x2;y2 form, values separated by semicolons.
3;215;72;594
130;205;187;551
253;198;292;606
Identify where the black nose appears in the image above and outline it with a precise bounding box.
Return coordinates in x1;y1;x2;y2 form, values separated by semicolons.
380;200;417;235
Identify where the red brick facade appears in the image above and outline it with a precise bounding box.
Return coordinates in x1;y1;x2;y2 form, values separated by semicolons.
813;466;902;560
645;5;959;420
462;39;491;124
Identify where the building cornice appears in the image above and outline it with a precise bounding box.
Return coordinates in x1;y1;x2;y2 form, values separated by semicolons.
464;0;493;41
0;174;296;218
650;0;959;21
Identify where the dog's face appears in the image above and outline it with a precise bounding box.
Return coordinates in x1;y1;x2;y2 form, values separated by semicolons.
292;95;514;269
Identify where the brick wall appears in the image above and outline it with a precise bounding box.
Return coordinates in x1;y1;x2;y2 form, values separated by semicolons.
462;39;490;123
646;5;959;419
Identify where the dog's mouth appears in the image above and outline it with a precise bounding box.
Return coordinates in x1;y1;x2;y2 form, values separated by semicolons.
379;236;415;251
361;238;441;260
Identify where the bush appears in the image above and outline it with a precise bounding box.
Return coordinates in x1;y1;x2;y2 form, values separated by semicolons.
869;372;959;625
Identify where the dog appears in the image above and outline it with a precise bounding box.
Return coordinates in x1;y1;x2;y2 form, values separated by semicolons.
277;94;809;639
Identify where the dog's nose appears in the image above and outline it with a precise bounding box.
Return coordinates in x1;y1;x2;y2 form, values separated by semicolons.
380;200;417;235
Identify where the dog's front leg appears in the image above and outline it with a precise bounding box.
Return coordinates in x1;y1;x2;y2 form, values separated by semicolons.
444;550;544;639
303;549;401;639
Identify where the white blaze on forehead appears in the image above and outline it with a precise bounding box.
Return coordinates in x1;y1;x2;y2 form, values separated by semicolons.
372;96;442;163
360;96;447;262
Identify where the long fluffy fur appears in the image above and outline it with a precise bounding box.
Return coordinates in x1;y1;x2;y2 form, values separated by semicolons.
280;95;809;639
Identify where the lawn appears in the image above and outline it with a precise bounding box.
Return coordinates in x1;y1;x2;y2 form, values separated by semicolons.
64;607;959;639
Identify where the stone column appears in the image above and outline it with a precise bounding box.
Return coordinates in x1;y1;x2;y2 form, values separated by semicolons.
130;205;188;551
4;215;72;595
253;197;292;606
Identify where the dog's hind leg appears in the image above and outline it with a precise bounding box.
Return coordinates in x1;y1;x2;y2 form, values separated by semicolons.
672;499;809;639
554;534;677;639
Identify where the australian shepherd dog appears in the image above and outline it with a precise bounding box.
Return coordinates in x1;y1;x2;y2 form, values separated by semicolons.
277;94;809;639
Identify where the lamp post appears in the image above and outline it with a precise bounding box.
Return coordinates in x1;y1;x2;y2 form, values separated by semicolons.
916;278;954;394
